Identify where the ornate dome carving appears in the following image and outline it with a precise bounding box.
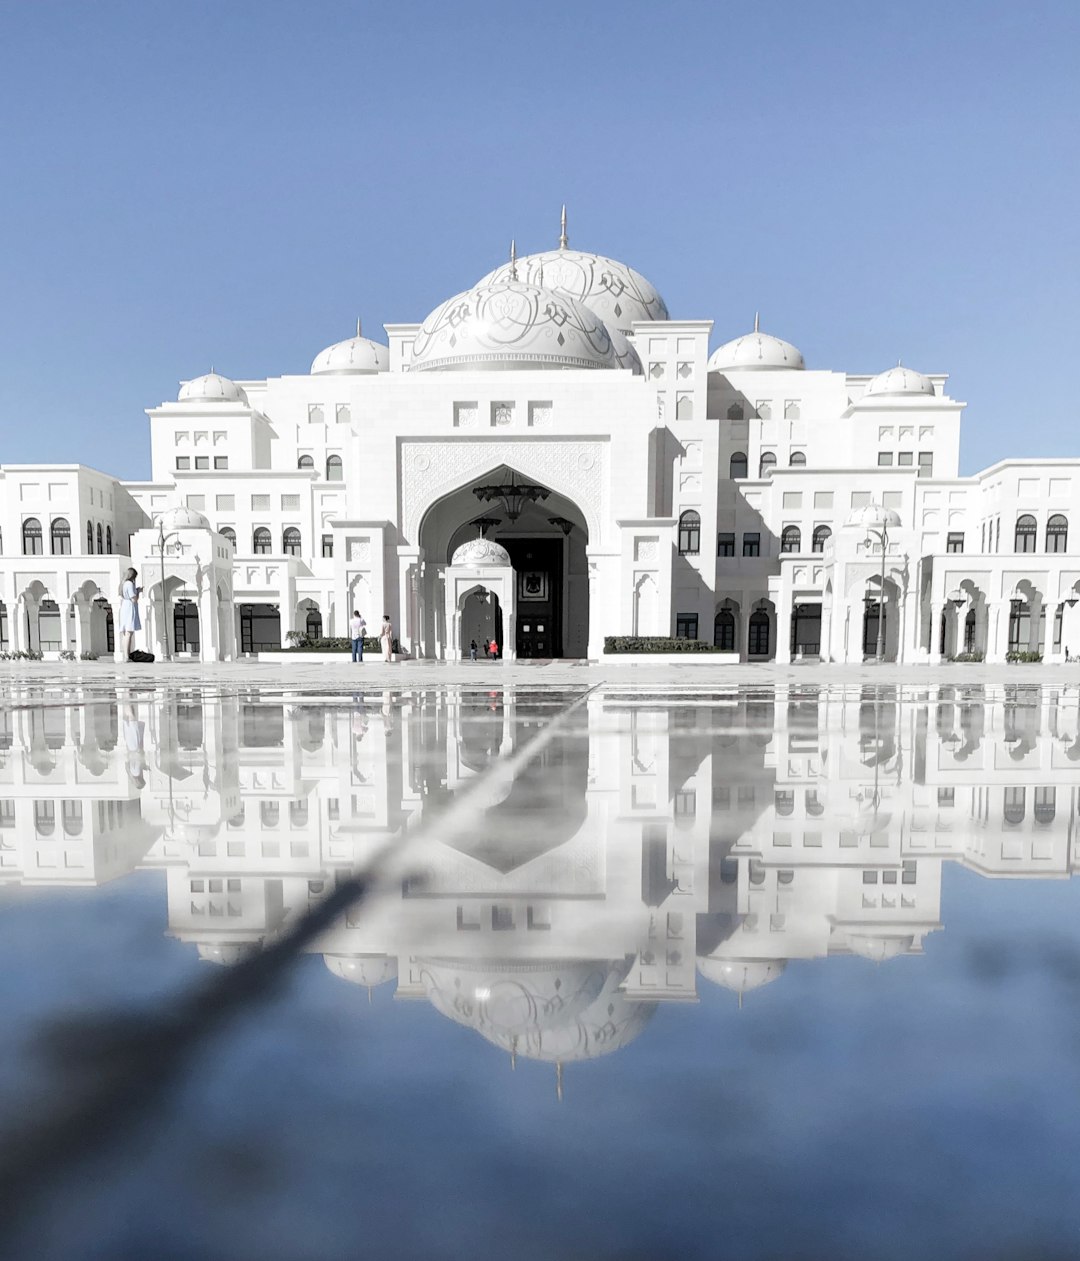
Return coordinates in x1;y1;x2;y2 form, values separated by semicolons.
846;933;915;961
324;953;398;987
311;320;390;375
178;372;248;404
696;958;787;993
863;364;935;398
845;504;903;532
450;537;512;567
411;279;618;373
709;316;804;372
158;504;212;531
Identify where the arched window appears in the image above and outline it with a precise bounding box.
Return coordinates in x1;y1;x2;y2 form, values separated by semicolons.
748;608;770;656
62;800;83;836
253;527;272;555
1034;786;1056;824
678;510;700;555
220;527;236;550
96;523;103;554
297;454;315;470
305;606;323;638
282;527;302;556
105;526;112;554
22;518;42;556
1046;514;1068;553
774;791;795;817
33;801;55;836
714;609;736;650
727;402;744;421
789;451;807;467
812;525;832;553
1015;514;1037;553
50;518;71;555
86;521;94;553
326;454;343;482
759;451;777;477
260;801;280;828
290;799;309;828
1002;787;1026;826
729;451;748;480
780;526;802;553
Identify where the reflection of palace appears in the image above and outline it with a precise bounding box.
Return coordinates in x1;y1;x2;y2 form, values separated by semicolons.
2;212;1080;662
2;685;1079;1070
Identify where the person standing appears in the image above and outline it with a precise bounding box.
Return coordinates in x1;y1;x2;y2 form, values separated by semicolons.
489;637;499;660
119;568;142;661
380;615;393;663
350;609;367;662
469;638;478;661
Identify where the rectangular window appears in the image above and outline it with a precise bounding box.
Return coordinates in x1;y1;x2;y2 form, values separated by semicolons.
897;451;914;466
784;400;800;419
717;532;735;557
742;532;760;557
937;788;955;807
195;456;209;470
782;492;802;509
675;613;699;640
946;531;964;553
878;452;894;467
281;495;300;511
186;495;205;510
814;491;833;509
321;534;334;558
251;494;270;511
882;491;903;508
216;494;235;511
850;491;870;508
175;457;190;470
918;451;934;477
214;456;228;470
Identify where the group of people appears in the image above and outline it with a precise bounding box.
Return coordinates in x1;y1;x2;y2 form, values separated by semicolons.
468;638;500;661
350;611;394;664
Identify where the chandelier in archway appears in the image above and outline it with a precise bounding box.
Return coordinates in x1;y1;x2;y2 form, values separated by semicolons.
472;471;549;522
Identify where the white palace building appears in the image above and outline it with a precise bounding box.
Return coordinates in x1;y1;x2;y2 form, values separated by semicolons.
2;212;1078;663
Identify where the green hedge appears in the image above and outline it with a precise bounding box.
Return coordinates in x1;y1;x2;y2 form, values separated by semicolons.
1005;650;1043;663
282;636;400;653
604;636;725;654
949;651;985;662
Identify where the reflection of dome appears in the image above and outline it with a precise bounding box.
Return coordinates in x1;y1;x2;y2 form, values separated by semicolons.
863;364;935;398
846;933;915;962
178;372;247;404
172;821;222;845
158;504;211;531
411;279;619;373
478;246;668;335
324;953;398;987
696;958;787;993
451;537;512;567
196;941;262;965
311;321;389;375
419;957;653;1062
709;317;804;372
845;503;902;532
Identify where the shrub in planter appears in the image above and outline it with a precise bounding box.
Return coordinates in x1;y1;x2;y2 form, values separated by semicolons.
949;651;985;663
80;651;99;661
604;636;724;654
59;650;76;661
283;635;400;654
1005;650;1043;663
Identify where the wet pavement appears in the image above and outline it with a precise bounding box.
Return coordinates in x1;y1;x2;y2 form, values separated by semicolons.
1;677;1079;1260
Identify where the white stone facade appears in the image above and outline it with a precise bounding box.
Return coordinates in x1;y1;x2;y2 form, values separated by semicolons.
1;227;1077;663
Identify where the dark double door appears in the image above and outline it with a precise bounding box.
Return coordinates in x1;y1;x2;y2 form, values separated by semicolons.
500;537;563;659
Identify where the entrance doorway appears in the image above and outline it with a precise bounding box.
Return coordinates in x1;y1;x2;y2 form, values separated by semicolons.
460;589;503;658
174;599;200;653
500;537;562;659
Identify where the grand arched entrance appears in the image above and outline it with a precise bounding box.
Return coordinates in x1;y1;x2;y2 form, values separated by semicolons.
418;465;590;660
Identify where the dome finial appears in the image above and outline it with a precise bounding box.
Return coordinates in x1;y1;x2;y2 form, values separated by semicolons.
754;312;760;333
559;204;568;250
356;316;362;338
509;238;518;282
897;356;902;367
556;1061;564;1102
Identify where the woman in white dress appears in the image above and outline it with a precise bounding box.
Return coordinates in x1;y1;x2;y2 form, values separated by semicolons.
380;615;393;663
119;567;142;661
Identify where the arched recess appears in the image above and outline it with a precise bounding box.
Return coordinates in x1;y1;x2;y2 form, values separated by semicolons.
459;586;503;659
417;464;591;661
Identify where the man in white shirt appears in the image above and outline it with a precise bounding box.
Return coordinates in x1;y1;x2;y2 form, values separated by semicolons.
350;610;367;662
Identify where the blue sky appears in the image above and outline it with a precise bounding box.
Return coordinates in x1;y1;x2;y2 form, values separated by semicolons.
0;0;1077;479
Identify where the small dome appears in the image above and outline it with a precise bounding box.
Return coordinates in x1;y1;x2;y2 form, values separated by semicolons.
696;958;787;993
197;941;262;966
709;317;804;373
863;365;935;398
845;503;903;533
324;953;398;987
450;537;512;567
846;933;915;962
311;321;389;375
178;372;247;404
158;504;211;531
411;279;619;373
608;324;643;374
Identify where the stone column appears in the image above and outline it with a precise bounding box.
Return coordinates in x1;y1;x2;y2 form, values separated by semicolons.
1029;594;1045;655
774;586;793;665
820;597;834;664
928;602;945;664
72;601;87;658
739;600;752;663
987;600;1008;663
199;588;219;663
10;599;25;653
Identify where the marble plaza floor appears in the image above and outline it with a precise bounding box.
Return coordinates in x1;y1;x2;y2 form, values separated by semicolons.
0;671;1079;1259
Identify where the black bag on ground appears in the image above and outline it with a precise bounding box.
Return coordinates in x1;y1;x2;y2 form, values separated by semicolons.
129;650;156;663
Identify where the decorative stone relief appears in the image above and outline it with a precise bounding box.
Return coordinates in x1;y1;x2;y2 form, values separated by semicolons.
401;439;606;543
679;473;701;494
347;539;371;563
528;402;552;428
491;402;514;427
634;538;658;563
453;402;478;429
682;441;702;466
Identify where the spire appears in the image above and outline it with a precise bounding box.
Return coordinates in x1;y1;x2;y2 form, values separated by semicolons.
559;204;568;250
753;312;760;333
356;317;362;338
367;986;373;1005
897;357;903;367
509;238;518;282
738;990;744;1011
556;1061;564;1102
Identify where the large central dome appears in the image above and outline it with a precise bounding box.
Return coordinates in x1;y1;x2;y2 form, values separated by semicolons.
410;278;619;373
476;209;668;335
